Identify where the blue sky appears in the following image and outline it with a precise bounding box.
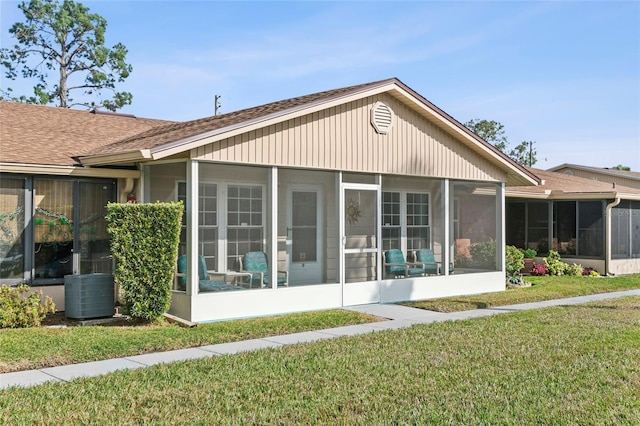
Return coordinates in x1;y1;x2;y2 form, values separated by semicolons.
1;1;639;170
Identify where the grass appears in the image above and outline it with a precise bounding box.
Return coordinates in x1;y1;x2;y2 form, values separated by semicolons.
1;296;639;424
404;274;640;312
0;309;380;374
1;274;638;375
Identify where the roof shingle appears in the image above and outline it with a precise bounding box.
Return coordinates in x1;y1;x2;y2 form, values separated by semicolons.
0;101;172;166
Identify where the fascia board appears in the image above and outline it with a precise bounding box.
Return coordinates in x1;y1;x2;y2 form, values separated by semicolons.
79;149;151;166
505;190;551;199
0;162;140;178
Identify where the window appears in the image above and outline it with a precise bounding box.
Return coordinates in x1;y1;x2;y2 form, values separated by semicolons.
382;192;400;250
226;185;263;270
406;192;430;254
0;177;25;281
178;182;218;272
381;191;430;257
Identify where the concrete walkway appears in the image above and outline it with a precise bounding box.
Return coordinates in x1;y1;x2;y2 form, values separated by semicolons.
2;289;639;390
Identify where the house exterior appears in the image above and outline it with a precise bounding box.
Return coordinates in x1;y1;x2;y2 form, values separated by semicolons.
548;164;640;190
506;167;640;276
1;78;540;322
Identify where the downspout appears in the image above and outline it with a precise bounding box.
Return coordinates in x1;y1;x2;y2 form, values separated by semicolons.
605;197;621;276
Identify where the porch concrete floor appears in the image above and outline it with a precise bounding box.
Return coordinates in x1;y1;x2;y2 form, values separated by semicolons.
2;289;639;390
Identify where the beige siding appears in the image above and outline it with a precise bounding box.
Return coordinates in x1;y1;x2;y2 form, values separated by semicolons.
555;167;640;189
194;94;506;182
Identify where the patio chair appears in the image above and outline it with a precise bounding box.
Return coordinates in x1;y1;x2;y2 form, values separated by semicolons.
413;248;440;275
239;251;288;288
176;255;242;292
383;249;424;278
414;248;455;275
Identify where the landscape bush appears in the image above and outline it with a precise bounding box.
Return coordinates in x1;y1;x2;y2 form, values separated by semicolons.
505;245;524;277
564;263;584;277
531;263;548;276
106;202;183;321
582;267;600;277
522;248;537;259
543;250;567;276
0;284;55;328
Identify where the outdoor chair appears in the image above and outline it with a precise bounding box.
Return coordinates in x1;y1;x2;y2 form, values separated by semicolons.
413;248;440;275
239;251;288;288
176;255;242;292
383;249;424;278
414;248;455;275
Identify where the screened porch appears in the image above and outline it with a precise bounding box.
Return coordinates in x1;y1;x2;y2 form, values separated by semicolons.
145;161;505;322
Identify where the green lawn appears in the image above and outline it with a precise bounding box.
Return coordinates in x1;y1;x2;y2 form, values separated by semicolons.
0;309;380;374
2;275;639;375
2;296;639;424
405;274;640;312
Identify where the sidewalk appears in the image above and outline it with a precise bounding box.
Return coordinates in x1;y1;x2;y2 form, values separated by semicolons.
2;289;639;390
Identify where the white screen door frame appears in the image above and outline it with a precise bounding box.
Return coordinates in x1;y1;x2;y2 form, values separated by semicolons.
287;184;323;285
340;181;381;306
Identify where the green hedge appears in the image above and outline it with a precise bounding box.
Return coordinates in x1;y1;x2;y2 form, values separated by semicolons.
106;202;183;320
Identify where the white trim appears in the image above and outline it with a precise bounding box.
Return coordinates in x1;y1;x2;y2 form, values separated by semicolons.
187;160;199;297
341;180;382;305
269;167;278;289
79;150;151;166
0;162;140;178
443;179;450;276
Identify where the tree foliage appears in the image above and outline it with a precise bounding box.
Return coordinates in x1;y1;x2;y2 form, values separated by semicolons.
465;119;537;167
611;165;631;171
0;0;132;111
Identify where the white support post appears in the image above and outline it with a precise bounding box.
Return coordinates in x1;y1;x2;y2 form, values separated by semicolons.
269;167;278;289
443;179;450;276
186;160;199;297
375;174;382;284
497;182;506;273
337;172;344;303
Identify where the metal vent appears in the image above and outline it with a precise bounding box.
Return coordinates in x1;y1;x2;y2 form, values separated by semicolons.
370;101;393;134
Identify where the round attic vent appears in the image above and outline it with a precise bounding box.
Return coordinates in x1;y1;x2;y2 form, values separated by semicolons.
370;101;393;134
564;170;574;176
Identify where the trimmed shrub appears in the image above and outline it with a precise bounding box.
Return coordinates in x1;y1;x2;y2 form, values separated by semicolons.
522;248;537;259
106;202;184;320
505;245;524;277
0;284;55;328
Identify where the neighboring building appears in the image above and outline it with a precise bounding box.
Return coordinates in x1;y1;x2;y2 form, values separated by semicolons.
548;164;640;190
3;77;540;322
506;168;640;276
1;101;172;308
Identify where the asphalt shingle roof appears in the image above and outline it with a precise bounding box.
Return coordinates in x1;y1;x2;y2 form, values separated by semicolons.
88;79;393;156
0;101;172;167
508;168;640;196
